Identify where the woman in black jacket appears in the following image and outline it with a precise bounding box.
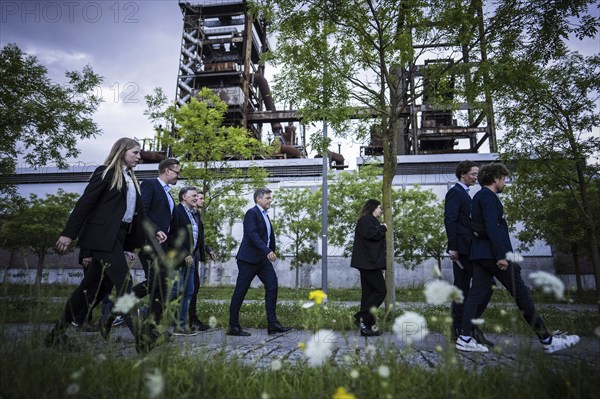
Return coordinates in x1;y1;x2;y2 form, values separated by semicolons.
46;138;158;353
350;199;387;336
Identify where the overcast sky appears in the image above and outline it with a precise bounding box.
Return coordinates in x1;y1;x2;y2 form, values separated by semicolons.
1;1;598;171
1;1;206;168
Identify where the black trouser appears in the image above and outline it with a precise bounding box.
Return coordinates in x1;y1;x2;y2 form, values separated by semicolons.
188;255;202;323
461;259;550;340
133;242;169;325
57;226;137;337
354;268;387;327
451;255;493;332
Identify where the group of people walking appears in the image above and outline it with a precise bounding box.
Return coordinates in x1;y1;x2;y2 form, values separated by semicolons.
45;137;579;355
46;138;290;353
351;160;579;354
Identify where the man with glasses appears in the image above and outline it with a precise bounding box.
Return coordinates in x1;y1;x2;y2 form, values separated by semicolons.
444;160;494;347
133;158;180;327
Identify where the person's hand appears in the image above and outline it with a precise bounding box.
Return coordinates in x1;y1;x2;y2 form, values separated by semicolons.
56;236;72;254
267;251;277;262
449;250;459;261
81;257;92;267
209;251;216;261
496;259;509;270
185;255;193;266
156;231;167;244
124;251;136;261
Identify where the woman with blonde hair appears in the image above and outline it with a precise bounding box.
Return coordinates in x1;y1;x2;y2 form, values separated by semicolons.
350;199;387;336
47;138;160;353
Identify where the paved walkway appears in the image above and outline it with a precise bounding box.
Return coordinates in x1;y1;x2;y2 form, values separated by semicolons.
4;323;598;372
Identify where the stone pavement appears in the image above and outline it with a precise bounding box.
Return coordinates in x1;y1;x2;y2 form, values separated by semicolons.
5;323;598;371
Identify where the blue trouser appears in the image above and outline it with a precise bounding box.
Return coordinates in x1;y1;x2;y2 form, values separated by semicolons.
228;259;279;328
461;259;550;340
170;264;195;329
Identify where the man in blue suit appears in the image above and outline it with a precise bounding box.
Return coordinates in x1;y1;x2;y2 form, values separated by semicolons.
132;158;180;325
444;160;493;346
456;163;580;353
227;188;291;336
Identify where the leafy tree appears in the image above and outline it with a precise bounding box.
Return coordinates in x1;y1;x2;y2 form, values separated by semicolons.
272;188;321;288
504;184;594;296
327;165;383;257
0;43;103;191
258;0;598;304
392;186;446;271
498;52;600;303
144;87;270;258
0;189;79;289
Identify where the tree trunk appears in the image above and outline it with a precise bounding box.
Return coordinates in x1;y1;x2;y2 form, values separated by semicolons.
382;121;398;306
571;243;583;298
35;252;45;291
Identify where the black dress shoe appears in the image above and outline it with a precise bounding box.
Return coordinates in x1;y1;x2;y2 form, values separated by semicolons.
226;326;251;336
360;324;382;337
190;320;210;332
267;323;292;335
472;326;494;347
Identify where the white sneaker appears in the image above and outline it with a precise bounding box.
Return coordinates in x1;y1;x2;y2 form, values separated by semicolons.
543;335;580;354
455;337;489;353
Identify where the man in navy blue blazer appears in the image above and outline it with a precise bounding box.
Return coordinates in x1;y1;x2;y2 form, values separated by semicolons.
133;158;180;325
227;188;291;336
456;163;580;353
444;160;493;346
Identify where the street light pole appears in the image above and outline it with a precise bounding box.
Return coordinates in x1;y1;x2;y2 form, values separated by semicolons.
321;120;328;295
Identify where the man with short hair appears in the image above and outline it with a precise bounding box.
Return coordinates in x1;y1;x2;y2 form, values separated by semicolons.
456;163;580;354
133;158;180;325
168;186;202;335
188;191;216;331
227;188;291;336
444;160;493;346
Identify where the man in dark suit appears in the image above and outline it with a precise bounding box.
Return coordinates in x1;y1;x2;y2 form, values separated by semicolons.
188;190;216;331
444;160;494;346
456;163;580;353
167;186;203;335
133;158;180;325
227;188;291;336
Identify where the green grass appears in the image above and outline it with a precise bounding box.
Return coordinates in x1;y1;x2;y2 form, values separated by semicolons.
1;284;599;398
1;283;599;336
0;337;598;399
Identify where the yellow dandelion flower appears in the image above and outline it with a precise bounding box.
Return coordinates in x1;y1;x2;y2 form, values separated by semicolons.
332;387;357;399
309;289;327;305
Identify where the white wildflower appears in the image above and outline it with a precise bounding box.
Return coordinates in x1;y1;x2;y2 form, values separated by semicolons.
65;383;80;395
95;353;107;363
393;311;429;344
208;316;218;328
528;271;565;300
378;365;390;378
506;251;524;262
270;359;282;371
302;302;315;309
261;393;270;399
471;318;485;325
144;368;164;399
365;344;377;357
112;292;139;314
423;280;464;305
350;369;360;379
304;329;335;367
